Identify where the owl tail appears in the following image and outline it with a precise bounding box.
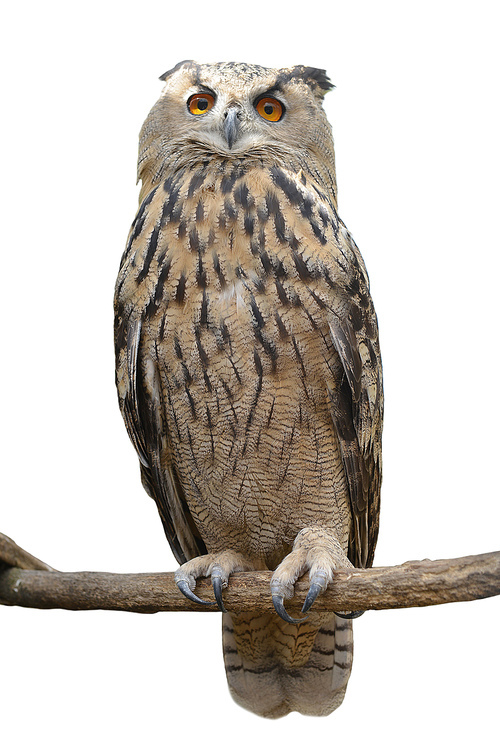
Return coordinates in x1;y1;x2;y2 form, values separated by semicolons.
222;612;353;718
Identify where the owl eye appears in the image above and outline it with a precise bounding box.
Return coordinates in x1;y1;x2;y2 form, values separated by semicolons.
188;93;215;115
255;96;284;122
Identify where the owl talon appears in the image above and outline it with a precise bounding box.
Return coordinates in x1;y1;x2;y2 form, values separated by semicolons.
301;568;331;613
174;552;253;611
295;577;366;618
212;573;228;613
176;579;215;607
301;581;324;614
272;594;308;624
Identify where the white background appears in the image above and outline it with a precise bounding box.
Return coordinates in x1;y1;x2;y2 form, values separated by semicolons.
1;1;499;747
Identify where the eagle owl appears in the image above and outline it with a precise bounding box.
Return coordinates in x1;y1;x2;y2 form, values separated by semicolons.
114;61;383;718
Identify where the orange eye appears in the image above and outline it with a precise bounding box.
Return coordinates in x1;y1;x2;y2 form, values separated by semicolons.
255;96;284;122
188;93;215;115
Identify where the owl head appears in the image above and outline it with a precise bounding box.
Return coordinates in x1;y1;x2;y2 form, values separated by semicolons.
138;61;337;199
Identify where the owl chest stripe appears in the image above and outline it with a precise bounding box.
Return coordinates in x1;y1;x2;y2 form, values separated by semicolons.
125;166;352;400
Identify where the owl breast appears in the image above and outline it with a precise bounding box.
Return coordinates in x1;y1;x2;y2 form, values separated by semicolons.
115;158;354;566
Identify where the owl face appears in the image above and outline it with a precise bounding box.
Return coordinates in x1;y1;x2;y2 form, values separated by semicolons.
138;61;337;201
143;61;333;153
154;61;332;157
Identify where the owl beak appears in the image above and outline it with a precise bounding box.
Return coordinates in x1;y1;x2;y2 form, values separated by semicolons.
223;107;241;149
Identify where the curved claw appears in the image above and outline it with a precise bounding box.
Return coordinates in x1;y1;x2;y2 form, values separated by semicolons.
212;575;228;613
301;581;324;614
272;595;308;624
334;610;365;619
176;579;215;607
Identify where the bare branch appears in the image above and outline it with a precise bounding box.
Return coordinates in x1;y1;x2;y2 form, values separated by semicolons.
0;533;55;572
1;533;499;615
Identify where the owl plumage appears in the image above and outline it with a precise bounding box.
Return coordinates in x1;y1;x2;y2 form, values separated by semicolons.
114;61;383;718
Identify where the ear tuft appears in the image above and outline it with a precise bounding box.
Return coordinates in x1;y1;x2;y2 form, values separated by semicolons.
159;60;195;82
303;67;334;93
277;66;334;98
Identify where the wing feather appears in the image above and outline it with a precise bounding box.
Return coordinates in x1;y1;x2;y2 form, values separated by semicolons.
114;309;206;565
326;224;383;568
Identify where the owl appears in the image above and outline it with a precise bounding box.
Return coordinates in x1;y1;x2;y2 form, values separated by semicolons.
114;61;383;718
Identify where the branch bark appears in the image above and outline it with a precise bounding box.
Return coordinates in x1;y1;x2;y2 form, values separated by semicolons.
1;533;499;615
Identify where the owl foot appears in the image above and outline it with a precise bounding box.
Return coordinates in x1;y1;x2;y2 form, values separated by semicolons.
175;551;253;613
271;527;356;623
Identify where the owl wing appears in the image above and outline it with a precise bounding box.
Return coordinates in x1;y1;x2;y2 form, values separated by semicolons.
326;222;383;568
114;310;206;565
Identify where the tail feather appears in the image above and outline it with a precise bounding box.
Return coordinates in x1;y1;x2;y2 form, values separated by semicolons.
222;613;353;718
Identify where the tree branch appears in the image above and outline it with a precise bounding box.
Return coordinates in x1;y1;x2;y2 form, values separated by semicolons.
1;533;499;615
0;533;55;572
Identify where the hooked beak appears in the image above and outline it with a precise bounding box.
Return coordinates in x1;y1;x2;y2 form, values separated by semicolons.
223;107;240;149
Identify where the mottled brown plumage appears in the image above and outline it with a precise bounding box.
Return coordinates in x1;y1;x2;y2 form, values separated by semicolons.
114;61;383;718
